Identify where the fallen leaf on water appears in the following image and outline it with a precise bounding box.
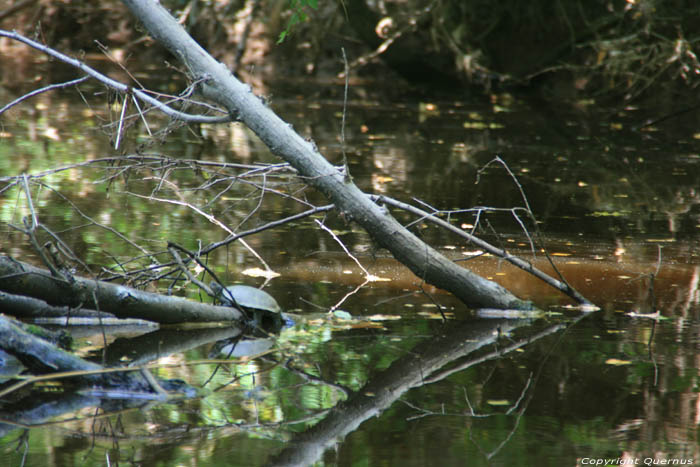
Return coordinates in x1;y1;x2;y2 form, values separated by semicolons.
605;358;632;366
462;249;484;256
344;322;385;330
241;267;280;279
366;274;390;282
626;311;668;320
366;314;402;321
487;400;511;406
43;127;60;141
417;311;455;319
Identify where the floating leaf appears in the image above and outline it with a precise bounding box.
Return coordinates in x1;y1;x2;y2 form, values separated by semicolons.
417;311;455;319
366;314;401;321
366;274;390;282
476;308;544;319
487;399;511;406
241;267;280;279
462;249;484;256
605;358;632;366
589;211;625;217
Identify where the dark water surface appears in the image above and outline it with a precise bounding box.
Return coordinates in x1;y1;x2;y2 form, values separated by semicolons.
1;77;699;466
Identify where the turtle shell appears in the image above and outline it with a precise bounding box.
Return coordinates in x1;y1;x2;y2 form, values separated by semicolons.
212;283;281;314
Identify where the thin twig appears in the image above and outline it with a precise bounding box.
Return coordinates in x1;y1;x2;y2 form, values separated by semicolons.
167;245;212;296
39;182;151;256
0;76;90;116
204;204;334;254
15;175;66;280
314;218;386;283
373;194;594;306
125;190;273;273
478;156;571;286
0;29;231;124
340;48;349;174
114;93;129;150
314;218;390;312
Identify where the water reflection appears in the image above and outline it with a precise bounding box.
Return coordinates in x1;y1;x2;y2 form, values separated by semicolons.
1;79;700;466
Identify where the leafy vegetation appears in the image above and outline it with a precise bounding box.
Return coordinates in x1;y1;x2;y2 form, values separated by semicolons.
276;0;318;44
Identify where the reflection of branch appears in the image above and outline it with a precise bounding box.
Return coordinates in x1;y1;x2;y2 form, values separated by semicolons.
268;317;567;467
330;280;368;313
423;323;565;385
274;357;351;398
402;372;532;425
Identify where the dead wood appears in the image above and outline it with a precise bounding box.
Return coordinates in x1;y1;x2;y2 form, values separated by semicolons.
0;255;243;323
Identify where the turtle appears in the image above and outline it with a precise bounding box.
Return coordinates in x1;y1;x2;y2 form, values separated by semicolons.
210;281;282;322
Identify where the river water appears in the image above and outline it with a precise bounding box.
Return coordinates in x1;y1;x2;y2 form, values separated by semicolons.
0;73;699;466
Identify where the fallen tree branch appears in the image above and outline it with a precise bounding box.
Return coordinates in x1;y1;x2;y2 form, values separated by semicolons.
118;0;533;310
0;29;232;124
0;290;121;321
372;194;594;306
0;255;244;323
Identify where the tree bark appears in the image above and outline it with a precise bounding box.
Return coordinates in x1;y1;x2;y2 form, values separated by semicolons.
0;256;243;323
120;0;532;310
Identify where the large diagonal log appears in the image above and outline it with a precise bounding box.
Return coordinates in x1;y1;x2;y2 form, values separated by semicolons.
120;0;532;310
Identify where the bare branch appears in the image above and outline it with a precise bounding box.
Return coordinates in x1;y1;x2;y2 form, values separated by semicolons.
373;194;594;306
203;204;334;254
0;29;232;124
0;76;90;115
477;156;574;287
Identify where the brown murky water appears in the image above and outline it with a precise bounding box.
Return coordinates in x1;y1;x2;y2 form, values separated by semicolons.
1;74;699;466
